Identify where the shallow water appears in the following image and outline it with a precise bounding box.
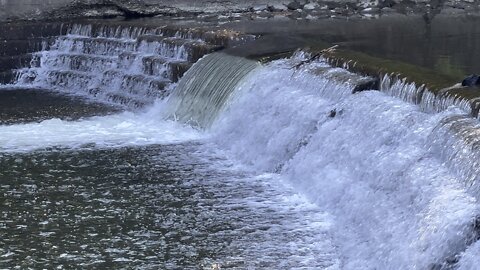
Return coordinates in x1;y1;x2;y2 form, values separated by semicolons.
0;144;338;269
0;88;120;125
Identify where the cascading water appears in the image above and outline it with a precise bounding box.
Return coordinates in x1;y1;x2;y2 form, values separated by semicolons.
2;32;480;268
5;23;222;109
208;54;480;269
379;74;472;114
165;52;260;128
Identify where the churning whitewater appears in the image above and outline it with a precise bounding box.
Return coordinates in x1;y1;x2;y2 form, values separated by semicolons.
2;30;480;268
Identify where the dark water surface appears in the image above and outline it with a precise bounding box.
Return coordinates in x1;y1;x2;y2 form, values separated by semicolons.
225;14;480;80
0;144;334;269
0;88;120;125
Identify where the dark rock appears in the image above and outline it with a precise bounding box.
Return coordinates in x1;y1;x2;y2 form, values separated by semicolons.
287;1;304;10
381;7;396;12
393;0;417;14
267;4;287;12
353;78;380;93
462;74;480;87
289;10;305;19
329;109;337;118
329;109;344;118
378;0;397;8
255;11;273;18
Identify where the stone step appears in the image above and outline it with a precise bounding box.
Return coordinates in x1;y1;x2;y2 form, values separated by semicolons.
141;56;191;82
68;23;152;40
67;23;249;47
42;53;118;73
159;26;255;47
0;22;69;41
104;93;148;108
167;61;192;82
159;37;223;62
46;70;93;89
0;54;36;72
77;69;170;97
53;36;137;56
53;35;217;62
0;71;15;84
0;37;54;57
118;74;169;96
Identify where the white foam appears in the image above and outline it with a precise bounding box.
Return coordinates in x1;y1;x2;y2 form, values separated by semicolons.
211;59;351;172
208;57;480;269
0;111;201;153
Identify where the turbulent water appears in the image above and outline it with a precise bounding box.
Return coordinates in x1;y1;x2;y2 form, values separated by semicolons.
2;25;480;269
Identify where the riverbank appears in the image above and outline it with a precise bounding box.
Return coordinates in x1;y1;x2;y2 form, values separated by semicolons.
1;0;479;22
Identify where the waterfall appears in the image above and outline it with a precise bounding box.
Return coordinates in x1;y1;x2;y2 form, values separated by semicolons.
379;73;472;114
165;52;259;128
4;23;222;109
205;53;480;269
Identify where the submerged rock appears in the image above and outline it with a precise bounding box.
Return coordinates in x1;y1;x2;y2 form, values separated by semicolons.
462;74;480;87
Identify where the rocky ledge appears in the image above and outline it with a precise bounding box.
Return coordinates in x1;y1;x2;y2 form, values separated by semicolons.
1;0;479;22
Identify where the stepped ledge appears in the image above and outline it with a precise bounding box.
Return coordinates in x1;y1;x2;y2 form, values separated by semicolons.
3;10;480;117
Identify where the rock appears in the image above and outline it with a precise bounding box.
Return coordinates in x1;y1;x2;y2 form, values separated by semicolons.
267;4;287;12
273;14;290;20
329;109;344;118
353;78;380;93
289;9;305;19
462;74;480;87
252;5;267;12
381;7;395;12
361;7;380;13
255;11;272;18
329;109;337;118
287;1;304;10
379;0;397;8
303;3;318;10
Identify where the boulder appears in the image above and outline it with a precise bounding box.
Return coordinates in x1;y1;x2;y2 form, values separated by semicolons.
462;74;480;87
267;4;288;12
287;1;304;10
303;3;318;10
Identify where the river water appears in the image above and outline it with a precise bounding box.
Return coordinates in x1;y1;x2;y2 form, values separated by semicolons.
1;22;480;270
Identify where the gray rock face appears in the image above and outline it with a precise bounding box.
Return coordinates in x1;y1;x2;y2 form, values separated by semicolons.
287;1;304;10
0;0;478;22
0;0;288;21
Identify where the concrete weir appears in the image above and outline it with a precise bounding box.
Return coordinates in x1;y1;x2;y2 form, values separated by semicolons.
3;16;480;115
4;11;480;270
